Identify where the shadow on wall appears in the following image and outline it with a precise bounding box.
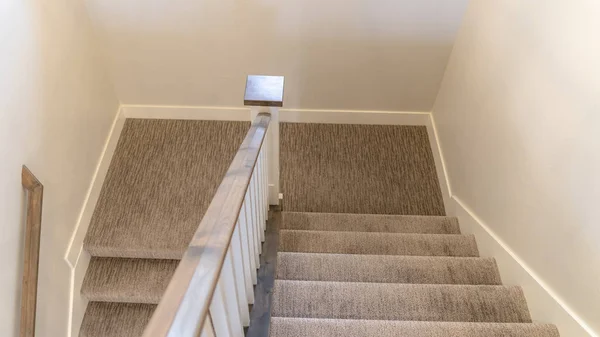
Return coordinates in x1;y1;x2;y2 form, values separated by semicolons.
86;0;467;111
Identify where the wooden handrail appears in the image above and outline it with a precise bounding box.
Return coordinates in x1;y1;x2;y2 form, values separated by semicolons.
21;166;44;337
143;113;271;337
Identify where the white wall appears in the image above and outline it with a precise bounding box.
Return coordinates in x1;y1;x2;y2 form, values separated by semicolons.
0;0;119;336
433;1;600;335
84;0;467;111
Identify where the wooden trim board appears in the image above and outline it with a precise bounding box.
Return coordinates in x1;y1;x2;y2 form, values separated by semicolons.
21;166;44;337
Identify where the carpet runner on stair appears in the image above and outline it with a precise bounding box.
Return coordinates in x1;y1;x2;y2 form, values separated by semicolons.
268;211;560;337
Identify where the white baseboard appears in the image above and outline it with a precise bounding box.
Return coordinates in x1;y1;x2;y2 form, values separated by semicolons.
121;105;434;126
450;196;593;336
279;108;430;125
428;112;595;336
64;107;126;337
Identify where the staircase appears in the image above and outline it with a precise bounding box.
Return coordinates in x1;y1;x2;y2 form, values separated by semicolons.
269;212;559;336
77;116;560;336
79;118;249;336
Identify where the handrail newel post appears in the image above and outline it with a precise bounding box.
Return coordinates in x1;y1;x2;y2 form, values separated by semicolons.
142;76;283;337
244;75;284;206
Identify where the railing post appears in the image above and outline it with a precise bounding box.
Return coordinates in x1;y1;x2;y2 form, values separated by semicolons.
245;75;284;205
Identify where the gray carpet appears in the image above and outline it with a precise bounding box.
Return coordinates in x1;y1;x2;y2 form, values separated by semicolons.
282;212;460;234
84;119;249;259
270;318;560;337
277;253;502;285
79;302;155;337
280;123;445;215
272;280;531;322
78;120;559;337
270;212;560;336
279;230;479;256
82;258;178;304
80;119;249;337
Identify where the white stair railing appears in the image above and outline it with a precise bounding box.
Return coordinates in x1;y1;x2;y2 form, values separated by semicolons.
143;76;283;337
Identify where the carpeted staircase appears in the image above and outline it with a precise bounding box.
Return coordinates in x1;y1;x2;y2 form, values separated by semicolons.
78;121;559;336
269;212;560;336
79;119;249;337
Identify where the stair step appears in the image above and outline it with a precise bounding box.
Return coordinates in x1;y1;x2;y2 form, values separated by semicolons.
270;318;560;337
80;302;156;337
82;257;178;304
83;119;250;260
279;230;479;257
277;253;501;285
272;280;531;323
282;212;460;234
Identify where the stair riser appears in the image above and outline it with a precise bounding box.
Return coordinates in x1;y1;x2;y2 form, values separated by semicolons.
270;318;560;337
81;258;178;304
272;281;531;323
277;253;502;285
282;212;461;234
279;230;479;257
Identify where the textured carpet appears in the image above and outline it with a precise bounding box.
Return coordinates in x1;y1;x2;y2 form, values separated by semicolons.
272;280;531;322
82;258;178;304
279;230;479;256
78;119;559;336
270;318;560;337
270;212;559;336
277;253;502;285
80;119;249;337
80;302;155;337
280;123;445;215
282;212;460;234
84;119;249;259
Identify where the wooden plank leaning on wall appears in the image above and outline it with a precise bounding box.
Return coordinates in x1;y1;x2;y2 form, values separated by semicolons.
21;166;43;337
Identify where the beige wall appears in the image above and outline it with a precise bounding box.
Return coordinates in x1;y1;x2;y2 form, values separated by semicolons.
0;0;119;336
85;0;467;111
433;1;600;335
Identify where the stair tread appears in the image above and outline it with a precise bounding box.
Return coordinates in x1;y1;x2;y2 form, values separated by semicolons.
82;257;178;304
270;318;560;337
83;119;249;260
279;230;479;257
272;280;531;323
277;253;501;285
282;211;460;234
80;302;156;337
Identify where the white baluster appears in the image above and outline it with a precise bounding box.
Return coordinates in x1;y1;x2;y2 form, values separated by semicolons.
267;106;280;205
237;210;255;298
255;161;265;238
252;171;265;243
200;314;216;337
260;148;268;230
260;146;268;224
221;250;244;337
231;225;251;326
240;198;257;285
249;174;262;252
209;280;232;337
244;191;260;270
